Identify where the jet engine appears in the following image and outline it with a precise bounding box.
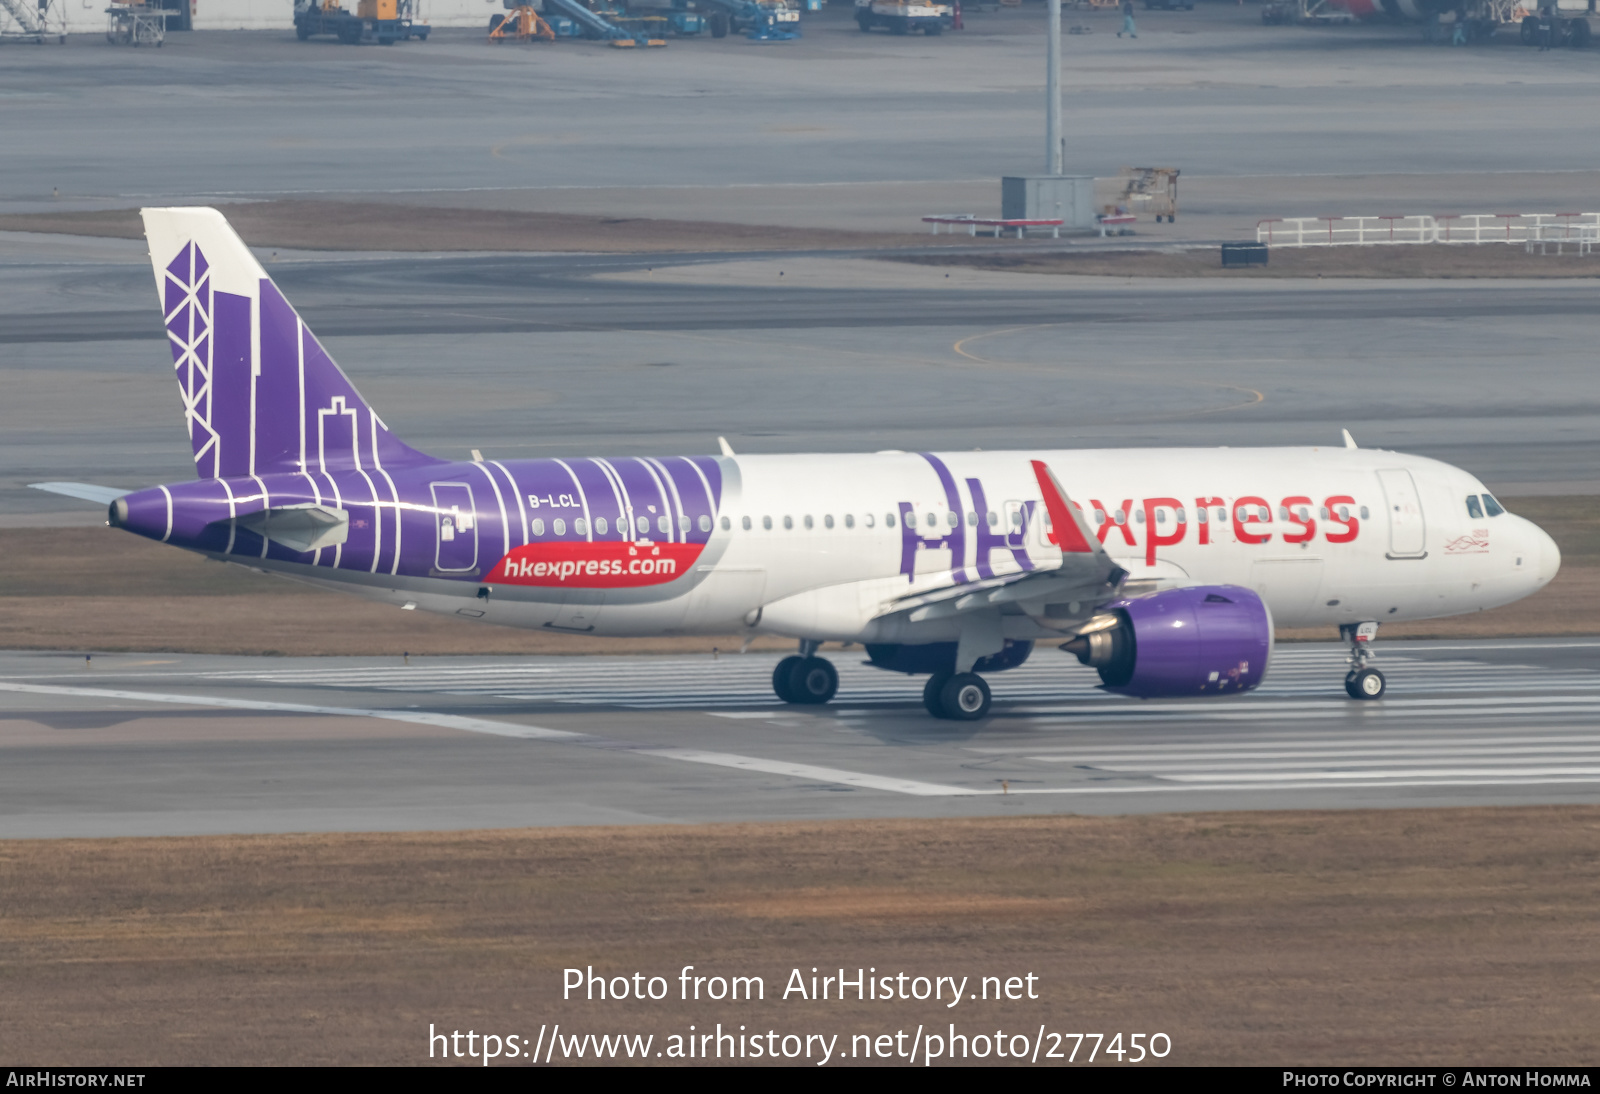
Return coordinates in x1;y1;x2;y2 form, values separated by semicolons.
1060;585;1272;698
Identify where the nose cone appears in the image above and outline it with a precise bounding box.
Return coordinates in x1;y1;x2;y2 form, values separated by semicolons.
1533;521;1562;588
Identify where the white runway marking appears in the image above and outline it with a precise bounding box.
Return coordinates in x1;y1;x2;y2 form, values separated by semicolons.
6;642;1600;803
0;681;975;797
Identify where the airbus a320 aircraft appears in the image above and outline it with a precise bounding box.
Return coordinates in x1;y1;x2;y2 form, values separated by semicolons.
33;209;1561;720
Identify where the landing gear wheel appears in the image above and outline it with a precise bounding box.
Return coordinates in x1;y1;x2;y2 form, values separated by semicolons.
938;673;992;721
787;657;838;705
1345;668;1386;701
923;671;952;717
772;655;803;703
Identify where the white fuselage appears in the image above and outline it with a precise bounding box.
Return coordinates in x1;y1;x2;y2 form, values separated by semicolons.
320;446;1559;643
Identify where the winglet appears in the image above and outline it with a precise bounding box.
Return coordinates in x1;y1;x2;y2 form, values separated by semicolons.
1029;459;1096;554
718;437;736;457
1342;429;1358;450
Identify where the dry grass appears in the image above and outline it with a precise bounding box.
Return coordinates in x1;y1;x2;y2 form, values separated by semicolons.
3;496;1591;655
0;201;947;255
2;810;1598;1065
896;244;1600;279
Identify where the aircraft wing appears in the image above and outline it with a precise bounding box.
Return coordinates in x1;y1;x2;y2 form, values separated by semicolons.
28;482;130;505
879;459;1128;626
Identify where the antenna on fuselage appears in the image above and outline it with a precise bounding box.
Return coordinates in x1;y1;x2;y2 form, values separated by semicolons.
1341;429;1358;450
718;437;736;457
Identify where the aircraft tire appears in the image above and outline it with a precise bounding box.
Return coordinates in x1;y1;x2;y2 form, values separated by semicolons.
788;657;838;704
1345;668;1386;701
772;655;804;703
939;673;991;721
923;671;952;717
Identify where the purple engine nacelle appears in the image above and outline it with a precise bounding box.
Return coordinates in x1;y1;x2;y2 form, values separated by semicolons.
1061;585;1272;698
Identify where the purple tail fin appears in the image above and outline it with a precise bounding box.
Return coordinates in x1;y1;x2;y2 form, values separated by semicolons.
142;207;437;480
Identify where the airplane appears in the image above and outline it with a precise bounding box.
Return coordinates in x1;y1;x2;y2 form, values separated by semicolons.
31;208;1561;720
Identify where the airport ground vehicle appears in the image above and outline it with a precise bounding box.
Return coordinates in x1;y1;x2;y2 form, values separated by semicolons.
854;0;951;34
696;0;799;39
32;208;1562;721
293;0;429;43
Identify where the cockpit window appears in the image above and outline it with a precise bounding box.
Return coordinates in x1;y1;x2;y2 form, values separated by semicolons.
1466;495;1484;520
1482;494;1506;517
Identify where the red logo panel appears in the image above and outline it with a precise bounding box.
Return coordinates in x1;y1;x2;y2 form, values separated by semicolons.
488;541;705;588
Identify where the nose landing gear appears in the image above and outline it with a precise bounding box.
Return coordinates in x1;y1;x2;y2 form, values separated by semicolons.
1342;621;1386;700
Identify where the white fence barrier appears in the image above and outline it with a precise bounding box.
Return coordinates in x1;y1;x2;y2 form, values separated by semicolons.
1257;213;1600;252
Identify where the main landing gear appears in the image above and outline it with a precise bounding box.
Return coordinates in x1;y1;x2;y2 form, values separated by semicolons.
922;671;992;721
1342;621;1385;701
772;641;838;705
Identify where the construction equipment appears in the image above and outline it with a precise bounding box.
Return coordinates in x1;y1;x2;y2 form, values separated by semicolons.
490;4;555;39
854;0;950;34
106;3;164;44
699;0;801;39
1;0;66;42
1113;166;1179;223
293;0;430;44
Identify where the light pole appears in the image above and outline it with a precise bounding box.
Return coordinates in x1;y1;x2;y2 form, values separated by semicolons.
1046;0;1062;175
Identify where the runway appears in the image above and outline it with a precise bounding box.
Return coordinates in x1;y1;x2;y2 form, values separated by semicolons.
3;638;1598;837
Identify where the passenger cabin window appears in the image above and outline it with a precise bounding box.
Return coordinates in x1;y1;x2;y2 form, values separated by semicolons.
864;513;875;528
844;514;855;529
1482;494;1505;517
658;515;670;534
803;515;814;530
885;513;896;528
1359;506;1370;520
1197;509;1208;524
721;516;731;531
531;518;545;536
783;516;793;530
679;515;690;533
1466;495;1484;520
947;512;958;528
553;518;566;535
987;511;998;526
574;518;588;536
762;516;772;530
595;517;609;535
699;515;712;532
741;516;751;531
824;514;834;529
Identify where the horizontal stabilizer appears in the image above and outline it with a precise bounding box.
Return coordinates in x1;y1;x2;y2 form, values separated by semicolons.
225;504;350;554
29;482;129;505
